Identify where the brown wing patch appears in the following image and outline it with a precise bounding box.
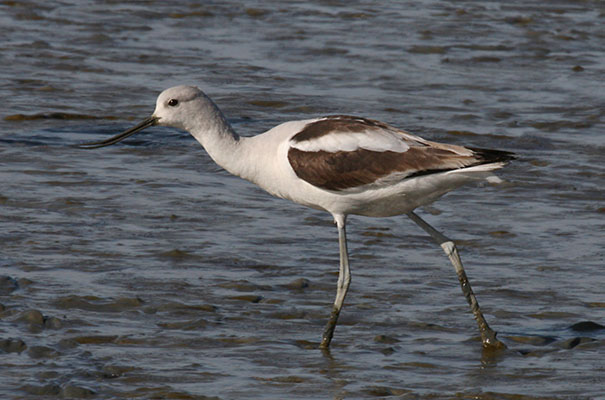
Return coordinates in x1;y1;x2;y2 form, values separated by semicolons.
291;115;394;143
288;146;480;191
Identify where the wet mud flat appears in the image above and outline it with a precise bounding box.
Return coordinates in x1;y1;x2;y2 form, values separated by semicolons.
2;201;604;399
2;0;605;398
2;268;605;399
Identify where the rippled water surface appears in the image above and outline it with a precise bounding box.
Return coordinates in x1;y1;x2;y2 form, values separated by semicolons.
1;1;604;399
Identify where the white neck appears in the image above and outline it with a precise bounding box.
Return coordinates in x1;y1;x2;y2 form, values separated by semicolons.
183;99;253;180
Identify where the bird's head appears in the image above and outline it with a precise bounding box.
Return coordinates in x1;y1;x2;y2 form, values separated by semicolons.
153;85;208;131
79;85;209;149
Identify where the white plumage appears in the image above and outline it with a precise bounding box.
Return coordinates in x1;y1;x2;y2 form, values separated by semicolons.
289;118;411;153
81;85;513;350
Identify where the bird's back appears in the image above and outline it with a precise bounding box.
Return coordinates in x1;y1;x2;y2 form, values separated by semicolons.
242;115;514;217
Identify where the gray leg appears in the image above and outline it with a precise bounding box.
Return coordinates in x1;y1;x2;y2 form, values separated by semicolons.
407;211;505;349
320;214;351;349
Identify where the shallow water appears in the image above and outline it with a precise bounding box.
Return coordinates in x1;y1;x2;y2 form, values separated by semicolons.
1;1;604;399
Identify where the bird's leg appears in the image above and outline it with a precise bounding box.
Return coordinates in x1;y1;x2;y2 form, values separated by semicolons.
320;215;351;349
406;211;505;349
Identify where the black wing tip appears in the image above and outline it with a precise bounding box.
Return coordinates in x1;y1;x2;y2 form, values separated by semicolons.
468;147;517;163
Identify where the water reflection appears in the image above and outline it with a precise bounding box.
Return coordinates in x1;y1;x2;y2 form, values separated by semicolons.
1;0;604;398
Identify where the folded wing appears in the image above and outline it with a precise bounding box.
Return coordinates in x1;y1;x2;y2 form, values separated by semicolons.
287;115;514;192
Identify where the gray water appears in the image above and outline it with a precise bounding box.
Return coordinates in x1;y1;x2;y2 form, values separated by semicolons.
1;1;604;399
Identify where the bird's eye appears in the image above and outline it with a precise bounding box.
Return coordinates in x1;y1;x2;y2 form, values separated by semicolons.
168;99;179;107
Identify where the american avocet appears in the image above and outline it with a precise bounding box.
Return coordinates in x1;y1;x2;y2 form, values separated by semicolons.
81;85;514;350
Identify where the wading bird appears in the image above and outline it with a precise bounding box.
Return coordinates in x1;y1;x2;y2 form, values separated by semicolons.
81;85;513;349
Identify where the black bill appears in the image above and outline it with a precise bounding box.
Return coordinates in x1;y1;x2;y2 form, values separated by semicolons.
78;116;158;149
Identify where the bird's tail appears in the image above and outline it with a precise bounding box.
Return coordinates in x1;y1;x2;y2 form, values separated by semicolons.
468;147;516;165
